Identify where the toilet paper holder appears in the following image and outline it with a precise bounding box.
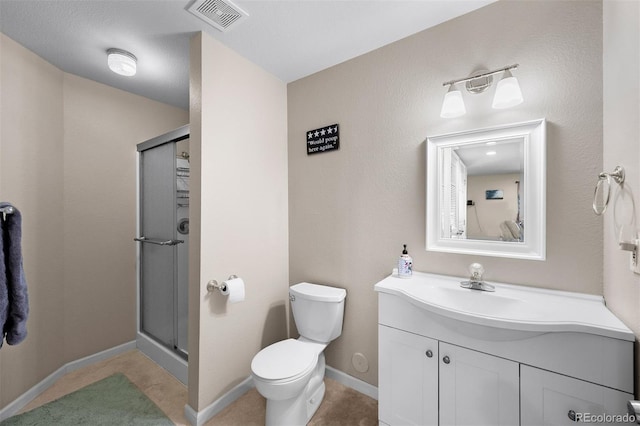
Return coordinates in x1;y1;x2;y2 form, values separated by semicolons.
207;275;238;294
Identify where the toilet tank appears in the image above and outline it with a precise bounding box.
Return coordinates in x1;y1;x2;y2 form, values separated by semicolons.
290;282;346;343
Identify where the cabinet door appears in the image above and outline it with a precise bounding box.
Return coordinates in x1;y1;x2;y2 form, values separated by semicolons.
379;325;438;425
521;365;633;426
439;342;519;426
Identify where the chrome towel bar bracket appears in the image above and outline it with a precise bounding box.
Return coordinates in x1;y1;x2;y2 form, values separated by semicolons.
0;206;14;221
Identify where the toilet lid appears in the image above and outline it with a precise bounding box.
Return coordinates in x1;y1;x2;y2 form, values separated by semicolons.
251;339;318;381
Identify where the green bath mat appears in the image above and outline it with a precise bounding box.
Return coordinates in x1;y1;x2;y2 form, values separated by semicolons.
2;373;174;425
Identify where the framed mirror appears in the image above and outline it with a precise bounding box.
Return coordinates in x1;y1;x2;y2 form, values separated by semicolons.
426;119;546;260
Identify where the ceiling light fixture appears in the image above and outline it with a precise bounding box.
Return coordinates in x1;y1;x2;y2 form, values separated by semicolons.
440;64;523;118
107;48;137;77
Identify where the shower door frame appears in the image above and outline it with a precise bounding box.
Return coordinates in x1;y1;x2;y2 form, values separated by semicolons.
135;124;190;385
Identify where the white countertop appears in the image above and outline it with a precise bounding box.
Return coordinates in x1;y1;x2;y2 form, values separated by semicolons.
374;271;634;341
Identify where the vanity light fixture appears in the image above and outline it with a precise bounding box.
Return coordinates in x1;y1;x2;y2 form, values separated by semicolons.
440;83;466;118
440;64;523;118
107;48;137;77
492;69;524;109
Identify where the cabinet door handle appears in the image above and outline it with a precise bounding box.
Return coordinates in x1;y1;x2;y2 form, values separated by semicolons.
426;350;433;358
442;355;450;364
568;410;578;421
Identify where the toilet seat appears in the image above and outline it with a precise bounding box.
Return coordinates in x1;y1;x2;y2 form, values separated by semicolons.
251;339;319;383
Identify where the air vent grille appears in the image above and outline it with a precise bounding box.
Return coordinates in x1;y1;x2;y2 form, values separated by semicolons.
187;0;249;33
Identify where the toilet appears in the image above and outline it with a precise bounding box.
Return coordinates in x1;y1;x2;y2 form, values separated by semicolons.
251;282;346;426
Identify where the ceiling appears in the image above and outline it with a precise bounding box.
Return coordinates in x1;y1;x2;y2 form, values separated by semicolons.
455;137;523;176
0;0;495;110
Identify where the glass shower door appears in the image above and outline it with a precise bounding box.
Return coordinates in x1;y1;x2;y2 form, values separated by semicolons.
138;142;183;356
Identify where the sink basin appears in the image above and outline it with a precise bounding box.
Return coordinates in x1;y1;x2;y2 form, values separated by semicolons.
427;286;533;318
374;271;634;341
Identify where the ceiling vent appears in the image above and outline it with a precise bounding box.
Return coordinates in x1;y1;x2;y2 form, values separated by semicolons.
187;0;249;33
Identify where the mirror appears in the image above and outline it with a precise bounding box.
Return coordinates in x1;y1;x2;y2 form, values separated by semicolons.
426;119;546;260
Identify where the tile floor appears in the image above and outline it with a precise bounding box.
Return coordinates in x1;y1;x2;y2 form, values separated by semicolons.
17;349;378;426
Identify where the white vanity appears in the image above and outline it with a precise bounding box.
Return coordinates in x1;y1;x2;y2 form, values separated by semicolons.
375;271;635;426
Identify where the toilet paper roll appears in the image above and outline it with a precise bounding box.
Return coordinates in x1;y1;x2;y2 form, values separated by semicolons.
221;277;245;303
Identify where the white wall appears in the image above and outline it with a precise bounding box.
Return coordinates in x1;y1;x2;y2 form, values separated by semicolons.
288;0;603;386
603;0;640;396
188;32;289;410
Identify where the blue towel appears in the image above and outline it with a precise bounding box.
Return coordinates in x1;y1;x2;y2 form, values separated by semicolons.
0;202;28;347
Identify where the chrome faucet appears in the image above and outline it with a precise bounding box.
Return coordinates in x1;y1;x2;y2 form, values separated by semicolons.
460;263;495;292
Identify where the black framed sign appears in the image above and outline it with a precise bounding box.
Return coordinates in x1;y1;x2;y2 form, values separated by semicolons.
307;124;339;155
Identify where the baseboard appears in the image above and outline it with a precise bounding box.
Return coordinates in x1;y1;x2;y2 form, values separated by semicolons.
326;365;378;401
67;341;137;373
184;376;254;426
0;365;67;422
0;340;136;422
184;366;378;426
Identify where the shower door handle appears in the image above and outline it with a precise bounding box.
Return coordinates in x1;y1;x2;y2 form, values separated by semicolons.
134;236;184;246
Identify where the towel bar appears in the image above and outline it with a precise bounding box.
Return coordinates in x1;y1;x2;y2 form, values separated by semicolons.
134;236;184;246
593;165;625;215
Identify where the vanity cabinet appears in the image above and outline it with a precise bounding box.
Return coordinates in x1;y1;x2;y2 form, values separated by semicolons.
375;272;635;426
379;325;519;426
439;341;519;425
521;366;632;426
378;325;438;425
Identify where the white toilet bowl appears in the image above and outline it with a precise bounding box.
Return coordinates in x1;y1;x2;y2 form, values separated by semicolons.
251;338;327;425
250;283;346;426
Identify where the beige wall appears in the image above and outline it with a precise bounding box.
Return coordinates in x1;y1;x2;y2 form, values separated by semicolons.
467;173;520;239
188;33;289;410
0;33;188;407
603;0;640;396
288;0;603;386
62;73;189;361
0;33;65;407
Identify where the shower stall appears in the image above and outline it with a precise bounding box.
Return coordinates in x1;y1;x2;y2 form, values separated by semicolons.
135;125;190;384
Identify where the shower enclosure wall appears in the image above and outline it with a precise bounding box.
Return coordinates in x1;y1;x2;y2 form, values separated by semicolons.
135;125;189;384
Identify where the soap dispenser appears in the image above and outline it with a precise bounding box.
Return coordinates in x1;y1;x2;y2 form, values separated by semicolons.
398;244;413;278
